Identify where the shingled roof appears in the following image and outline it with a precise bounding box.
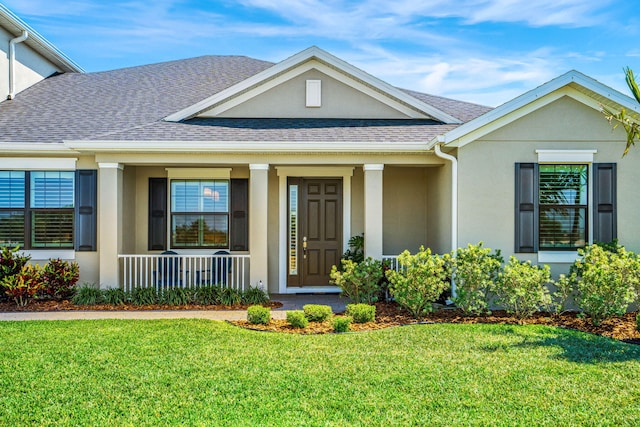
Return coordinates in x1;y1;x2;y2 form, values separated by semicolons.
0;54;491;144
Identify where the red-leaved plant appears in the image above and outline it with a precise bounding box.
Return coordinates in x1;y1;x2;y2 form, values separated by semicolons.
1;264;43;307
42;258;80;300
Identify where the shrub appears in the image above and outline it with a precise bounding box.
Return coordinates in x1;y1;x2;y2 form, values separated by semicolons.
72;283;103;306
570;244;638;325
247;305;271;325
162;287;192;306
330;257;384;303
41;258;80;300
286;310;309;328
636;313;640;333
346;303;376;323
553;274;577;314
195;285;221;305
219;287;242;306
103;288;127;305
340;234;365;267
494;257;552;319
450;242;502;315
1;264;43;307
0;246;30;282
131;287;159;306
385;247;450;319
303;304;333;322
242;286;270;305
332;316;352;333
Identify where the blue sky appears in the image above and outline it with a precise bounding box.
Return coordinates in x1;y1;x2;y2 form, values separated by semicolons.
3;0;639;106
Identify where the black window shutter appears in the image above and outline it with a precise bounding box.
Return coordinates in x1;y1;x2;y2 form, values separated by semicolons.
148;178;167;251
515;163;538;253
230;179;249;251
75;169;97;251
593;163;617;244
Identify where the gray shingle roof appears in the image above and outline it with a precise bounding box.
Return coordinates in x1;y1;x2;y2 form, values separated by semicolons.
0;55;491;144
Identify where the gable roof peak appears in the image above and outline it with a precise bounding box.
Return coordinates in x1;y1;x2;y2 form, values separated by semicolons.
164;46;463;124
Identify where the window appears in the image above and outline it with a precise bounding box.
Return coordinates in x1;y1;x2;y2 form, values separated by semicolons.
539;164;587;250
170;180;229;248
0;171;75;249
516;162;616;254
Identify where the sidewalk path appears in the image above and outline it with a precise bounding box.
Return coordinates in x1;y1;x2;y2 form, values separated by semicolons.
0;293;345;322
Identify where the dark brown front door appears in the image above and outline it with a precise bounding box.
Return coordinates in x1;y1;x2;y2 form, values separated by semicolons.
288;178;342;287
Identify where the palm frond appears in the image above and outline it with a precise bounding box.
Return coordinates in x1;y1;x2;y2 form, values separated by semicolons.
624;67;640;104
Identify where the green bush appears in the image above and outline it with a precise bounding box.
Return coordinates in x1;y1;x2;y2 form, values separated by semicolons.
570;245;638;325
340;234;365;266
1;264;43;307
41;258;80;300
162;287;192;306
303;304;333;322
450;242;502;315
219;287;242;306
195;285;221;305
72;283;103;306
494;257;552;319
636;313;640;333
553;274;576;314
103;288;127;305
247;305;271;325
385;247;450;319
346;303;376;323
286;311;309;328
330;257;384;303
332;316;352;333
242;286;270;305
131;287;159;306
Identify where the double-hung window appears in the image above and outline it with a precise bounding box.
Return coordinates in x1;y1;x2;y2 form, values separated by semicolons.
170;180;229;249
515;157;616;254
538;164;587;250
0;171;75;249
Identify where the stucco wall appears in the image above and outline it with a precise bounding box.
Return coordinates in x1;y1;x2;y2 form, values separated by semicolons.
457;95;639;274
216;68;409;119
425;162;451;254
0;27;61;100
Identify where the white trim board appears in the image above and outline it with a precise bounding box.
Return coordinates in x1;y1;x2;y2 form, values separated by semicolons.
0;157;77;170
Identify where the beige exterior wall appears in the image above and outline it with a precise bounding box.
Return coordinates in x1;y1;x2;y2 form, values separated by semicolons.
217;69;409;119
425;163;452;254
0;27;61;100
457;96;639;275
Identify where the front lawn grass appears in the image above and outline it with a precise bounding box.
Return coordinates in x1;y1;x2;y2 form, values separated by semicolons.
0;320;639;426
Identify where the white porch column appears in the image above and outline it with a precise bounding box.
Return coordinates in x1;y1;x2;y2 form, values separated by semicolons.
249;164;269;290
98;162;123;289
363;164;384;260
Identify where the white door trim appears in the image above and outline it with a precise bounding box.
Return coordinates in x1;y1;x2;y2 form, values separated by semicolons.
276;166;354;294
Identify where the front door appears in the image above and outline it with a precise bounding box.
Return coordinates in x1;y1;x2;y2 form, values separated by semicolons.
288;178;343;287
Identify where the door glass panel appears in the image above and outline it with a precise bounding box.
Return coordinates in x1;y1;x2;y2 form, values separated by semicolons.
289;185;298;275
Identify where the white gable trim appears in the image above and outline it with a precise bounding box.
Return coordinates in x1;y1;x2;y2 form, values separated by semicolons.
196;60;429;119
433;70;640;148
164;46;461;124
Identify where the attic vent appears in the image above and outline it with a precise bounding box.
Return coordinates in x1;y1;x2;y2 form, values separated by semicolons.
306;80;321;107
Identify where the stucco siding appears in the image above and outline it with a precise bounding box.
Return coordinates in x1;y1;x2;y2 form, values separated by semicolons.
457;96;639;274
0;27;61;100
217;68;409;119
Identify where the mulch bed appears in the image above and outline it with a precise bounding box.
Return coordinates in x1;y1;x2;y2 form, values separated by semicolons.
232;302;640;344
2;299;638;344
0;300;282;312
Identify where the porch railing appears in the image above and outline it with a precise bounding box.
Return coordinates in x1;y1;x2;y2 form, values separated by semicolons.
382;255;402;272
118;254;250;292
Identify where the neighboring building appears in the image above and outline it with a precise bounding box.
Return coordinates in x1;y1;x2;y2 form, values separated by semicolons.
0;6;638;294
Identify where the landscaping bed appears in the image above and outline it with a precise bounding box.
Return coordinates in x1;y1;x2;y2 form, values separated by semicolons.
232;302;640;343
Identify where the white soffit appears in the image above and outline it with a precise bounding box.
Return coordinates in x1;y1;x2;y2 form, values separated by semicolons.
164;46;461;124
433;70;640;149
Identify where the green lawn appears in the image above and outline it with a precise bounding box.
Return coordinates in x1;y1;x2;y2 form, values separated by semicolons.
0;320;639;426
